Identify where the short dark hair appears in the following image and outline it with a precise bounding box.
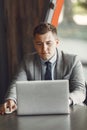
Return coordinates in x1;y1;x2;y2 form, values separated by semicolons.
33;22;57;37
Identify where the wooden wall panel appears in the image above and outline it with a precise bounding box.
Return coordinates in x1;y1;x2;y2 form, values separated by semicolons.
0;0;8;103
4;0;49;83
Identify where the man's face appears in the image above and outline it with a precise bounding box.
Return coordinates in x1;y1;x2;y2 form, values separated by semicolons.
34;31;58;60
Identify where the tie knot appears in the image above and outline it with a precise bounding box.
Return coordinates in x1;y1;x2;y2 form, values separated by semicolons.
45;61;51;66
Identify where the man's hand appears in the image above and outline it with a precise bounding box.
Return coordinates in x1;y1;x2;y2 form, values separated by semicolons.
0;99;17;115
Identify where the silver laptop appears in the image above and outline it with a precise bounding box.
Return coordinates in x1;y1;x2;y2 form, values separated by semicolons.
16;80;70;115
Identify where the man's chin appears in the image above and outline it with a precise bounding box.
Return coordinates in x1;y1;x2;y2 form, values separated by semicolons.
40;55;51;61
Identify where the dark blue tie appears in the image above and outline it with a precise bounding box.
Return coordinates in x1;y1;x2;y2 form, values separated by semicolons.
45;61;52;80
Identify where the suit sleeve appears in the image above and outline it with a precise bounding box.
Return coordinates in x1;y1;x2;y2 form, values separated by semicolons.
5;53;36;102
69;55;86;105
5;63;28;102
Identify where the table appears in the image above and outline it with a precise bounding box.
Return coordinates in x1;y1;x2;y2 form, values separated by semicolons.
0;105;87;130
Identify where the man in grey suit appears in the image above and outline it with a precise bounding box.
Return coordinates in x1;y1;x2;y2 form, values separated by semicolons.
0;23;86;114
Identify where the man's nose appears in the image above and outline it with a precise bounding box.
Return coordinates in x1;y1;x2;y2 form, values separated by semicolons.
42;44;47;52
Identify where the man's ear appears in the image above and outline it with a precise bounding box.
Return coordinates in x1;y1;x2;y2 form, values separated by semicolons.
56;39;59;47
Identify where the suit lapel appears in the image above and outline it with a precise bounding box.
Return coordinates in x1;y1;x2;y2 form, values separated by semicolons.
55;49;63;79
34;55;41;80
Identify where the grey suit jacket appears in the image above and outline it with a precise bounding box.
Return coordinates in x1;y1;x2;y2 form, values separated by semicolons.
6;49;86;105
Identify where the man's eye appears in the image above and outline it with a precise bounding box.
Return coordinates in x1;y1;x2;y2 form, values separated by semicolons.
47;42;52;45
36;43;42;45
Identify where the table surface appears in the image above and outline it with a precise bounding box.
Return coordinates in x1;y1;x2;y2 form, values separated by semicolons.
0;105;87;130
